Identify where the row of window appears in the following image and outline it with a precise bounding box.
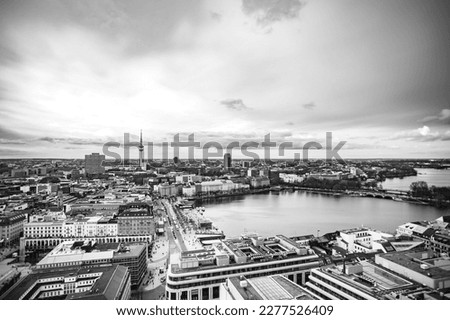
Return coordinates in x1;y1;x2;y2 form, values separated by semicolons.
310;272;368;300
167;267;310;291
169;258;318;282
169;286;221;300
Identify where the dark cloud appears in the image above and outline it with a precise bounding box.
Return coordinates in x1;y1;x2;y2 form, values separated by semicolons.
63;146;82;150
286;121;295;126
242;0;305;26
210;11;222;21
67;138;106;146
0;139;26;145
0;44;22;65
0;0;208;58
220;99;250;111
39;137;56;143
38;137;105;145
421;108;450;124
0;125;25;140
165;130;302;149
302;102;315;110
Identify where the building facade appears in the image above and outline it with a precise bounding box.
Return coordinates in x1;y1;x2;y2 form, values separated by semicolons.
0;211;27;246
117;202;154;236
35;241;147;287
85;153;105;175
429;232;450;255
1;264;131;300
224;153;232;171
165;235;321;300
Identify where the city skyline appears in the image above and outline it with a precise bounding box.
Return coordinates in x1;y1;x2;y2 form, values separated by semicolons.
1;0;450;159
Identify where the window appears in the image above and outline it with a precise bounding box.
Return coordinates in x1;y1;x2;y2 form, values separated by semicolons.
202;287;209;300
212;286;220;299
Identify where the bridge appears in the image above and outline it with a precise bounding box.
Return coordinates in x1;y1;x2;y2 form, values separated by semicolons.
346;189;410;200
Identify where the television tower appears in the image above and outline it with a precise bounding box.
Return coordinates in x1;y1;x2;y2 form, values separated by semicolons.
138;130;144;170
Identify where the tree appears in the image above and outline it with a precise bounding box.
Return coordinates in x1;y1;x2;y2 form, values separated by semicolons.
410;181;431;198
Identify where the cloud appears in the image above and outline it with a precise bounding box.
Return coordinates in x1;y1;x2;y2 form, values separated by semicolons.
392;126;450;142
286;121;295;125
220;99;250;111
0;125;26;140
164;130;303;149
0;147;30;157
0;44;22;65
39;137;56;143
242;0;305;26
302;102;315;110
38;137;106;145
1;1;450;159
210;11;222;22
0;139;26;145
421;108;450;124
342;142;380;150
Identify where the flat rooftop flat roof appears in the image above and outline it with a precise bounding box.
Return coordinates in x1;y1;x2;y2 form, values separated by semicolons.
112;243;146;259
228;275;316;300
172;237;318;274
379;251;450;280
2;264;122;300
37;250;114;265
315;260;415;298
37;241;146;265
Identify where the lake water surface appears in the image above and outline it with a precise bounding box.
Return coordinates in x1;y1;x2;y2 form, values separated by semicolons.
381;168;450;190
202;190;449;238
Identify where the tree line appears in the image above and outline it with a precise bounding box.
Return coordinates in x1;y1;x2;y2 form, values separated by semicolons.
410;181;450;207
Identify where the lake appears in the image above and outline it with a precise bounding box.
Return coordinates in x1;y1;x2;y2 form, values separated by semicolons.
381;168;450;191
201;190;449;238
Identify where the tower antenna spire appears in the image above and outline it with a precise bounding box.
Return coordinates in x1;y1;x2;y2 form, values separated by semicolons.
138;130;144;170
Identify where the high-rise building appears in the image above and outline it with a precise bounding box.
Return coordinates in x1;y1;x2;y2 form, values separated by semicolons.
224;153;232;171
138;130;145;170
165;234;320;300
84;153;105;175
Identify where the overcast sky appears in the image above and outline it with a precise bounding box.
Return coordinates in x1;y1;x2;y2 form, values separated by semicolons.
0;0;449;159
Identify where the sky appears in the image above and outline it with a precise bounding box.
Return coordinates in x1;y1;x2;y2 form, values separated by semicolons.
0;0;449;159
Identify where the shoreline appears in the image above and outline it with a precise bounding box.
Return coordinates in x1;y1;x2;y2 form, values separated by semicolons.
185;185;449;209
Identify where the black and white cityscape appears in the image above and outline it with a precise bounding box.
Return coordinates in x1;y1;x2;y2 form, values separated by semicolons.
1;0;450;301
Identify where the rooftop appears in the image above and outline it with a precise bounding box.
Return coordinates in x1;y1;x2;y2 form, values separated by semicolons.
227;275;316;300
67;265;129;300
36;241;146;267
377;250;450;280
314;260;415;298
1;264;127;300
172;235;318;273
